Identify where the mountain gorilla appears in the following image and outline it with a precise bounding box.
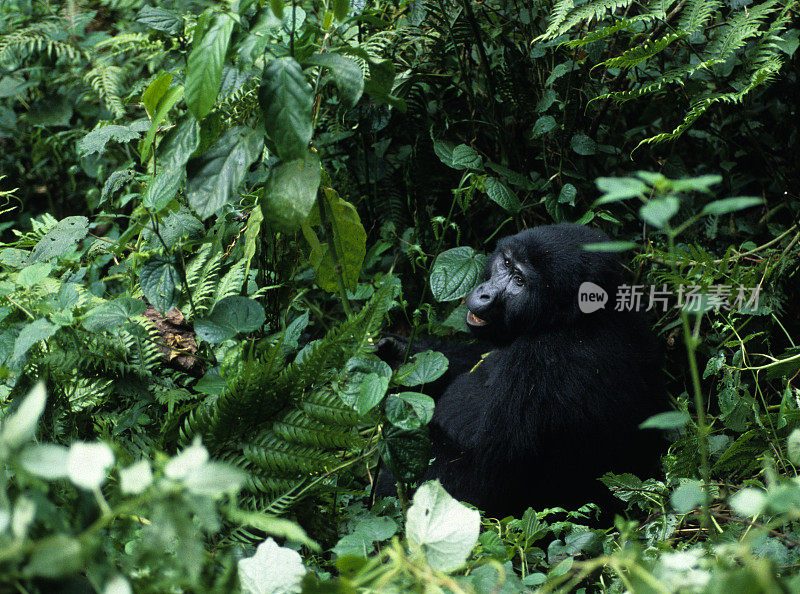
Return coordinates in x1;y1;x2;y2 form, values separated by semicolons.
377;224;665;517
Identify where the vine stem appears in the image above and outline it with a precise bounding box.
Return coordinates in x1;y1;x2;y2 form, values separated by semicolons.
668;231;711;529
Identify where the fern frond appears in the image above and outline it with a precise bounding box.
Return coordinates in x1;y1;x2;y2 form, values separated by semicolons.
677;0;722;33
542;0;575;39
600;32;685;70
554;0;634;38
707;0;780;59
212;259;249;306
85;65;127;118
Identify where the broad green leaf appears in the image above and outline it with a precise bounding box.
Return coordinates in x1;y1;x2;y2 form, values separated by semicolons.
270;0;284;18
386;392;435;429
139;84;184;163
187;126;264;219
788;428;800;466
354;372;389;415
485;177;521;212
159;117;200;170
165;438;209;480
558;183;577;205
28;216;88;263
730;487;766;517
19;444;69;480
238;539;306;594
194;296;266;343
136;6;182;33
406;480;481;573
336;356;392;407
0;382;46;449
639;196;680;229
432;139;456;167
142;72;173;119
429;246;485;302
639;410;691;430
669;174;722;194
15;263;52;287
143;166;184;212
582;241;637;252
379;425;431;483
594;177;648;205
306;53;364;107
262;151;321;232
139;256;180;313
184;461;247;497
313;187;366;291
332;0;350;20
571;133;597;155
120;460;153;494
83;298;146;332
395;350;449;386
363;58;396;104
185;14;234;120
26;535;83;578
223;508;319;550
671;479;704;513
67;441;115;490
11;319;57;364
242;204;264;271
259;57;313;161
531;115;557;138
451;144;483;170
701;196;762;216
77;124;140;157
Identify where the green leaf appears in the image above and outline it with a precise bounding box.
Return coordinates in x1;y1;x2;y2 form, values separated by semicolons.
386;392;435;429
28;216;89;263
136;6;182;34
730;487;766;517
432;139;456;167
26;535;83;578
531;115;557;138
139;84;184;164
184;461;247;498
139;256;180;313
195;296;266;343
571;134;597;155
332;0;350;20
395;351;449;387
77;124;140;157
0;382;46;449
788;429;800;466
83;297;146;332
558;183;577;205
224;508;319;550
15;263;52;287
354;372;389;415
19;444;69;480
594;177;648;205
270;0;284;18
639;196;681;229
315;187;366;291
669;174;722;194
429;247;485;302
67;441;115;490
259;57;313;161
701;196;762;216
306;53;364;107
120;460;153;494
450;144;483;170
263;151;321;232
582;241;637;252
142;72;174;119
238;539;306;594
336;356;392;408
406;480;481;573
159;117;200;170
185;13;234;120
379;425;431;483
485;177;521;212
671;479;704;513
11;319;57;364
639;410;691;430
187;126;264;219
143;166;184;212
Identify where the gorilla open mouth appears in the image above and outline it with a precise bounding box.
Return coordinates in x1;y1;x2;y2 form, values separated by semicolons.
466;311;488;326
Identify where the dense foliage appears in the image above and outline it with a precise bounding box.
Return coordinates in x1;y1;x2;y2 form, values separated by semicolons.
0;0;799;591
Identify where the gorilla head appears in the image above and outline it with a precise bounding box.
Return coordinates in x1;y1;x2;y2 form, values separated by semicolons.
465;224;622;343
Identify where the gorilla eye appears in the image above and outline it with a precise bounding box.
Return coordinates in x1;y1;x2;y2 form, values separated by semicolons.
513;274;524;286
503;257;512;268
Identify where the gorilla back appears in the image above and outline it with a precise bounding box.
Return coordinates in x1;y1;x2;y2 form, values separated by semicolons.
385;224;665;517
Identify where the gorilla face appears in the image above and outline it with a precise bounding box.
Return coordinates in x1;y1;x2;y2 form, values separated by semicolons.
465;224;621;343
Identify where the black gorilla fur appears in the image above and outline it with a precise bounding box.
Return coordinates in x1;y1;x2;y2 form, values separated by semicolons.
378;224;665;517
